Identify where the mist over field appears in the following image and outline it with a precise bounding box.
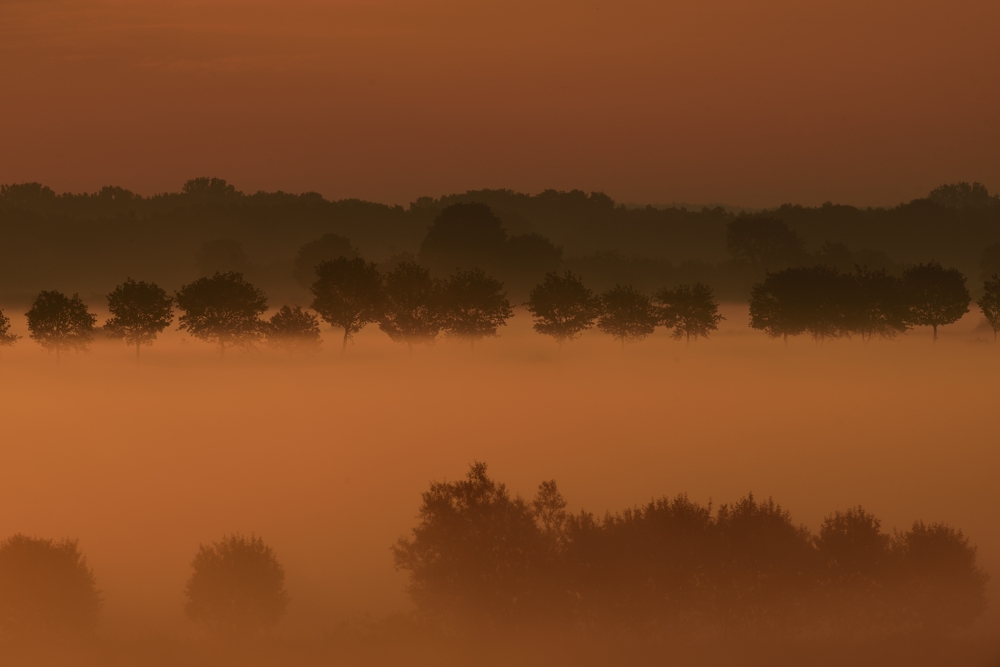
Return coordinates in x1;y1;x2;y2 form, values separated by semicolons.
1;304;997;665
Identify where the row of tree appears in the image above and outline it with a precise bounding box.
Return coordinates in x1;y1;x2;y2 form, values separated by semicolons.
0;533;287;637
1;465;988;639
750;262;1000;342
1;261;997;360
0;263;725;358
394;464;989;636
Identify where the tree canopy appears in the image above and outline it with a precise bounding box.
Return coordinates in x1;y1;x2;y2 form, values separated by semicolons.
292;233;359;290
379;261;443;349
265;305;321;352
175;272;268;356
597;285;659;347
526;271;600;345
310;257;384;354
978;274;1000;341
104;278;174;358
0;309;19;349
439;268;513;348
903;261;971;341
25;291;97;360
184;534;289;636
655;282;724;343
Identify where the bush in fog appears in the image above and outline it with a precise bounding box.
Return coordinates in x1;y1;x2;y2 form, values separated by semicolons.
0;534;101;636
175;272;268;357
0;309;19;349
104;278;174;359
439;268;513;350
379;261;444;350
25;290;97;361
184;534;289;635
396;465;990;638
265;305;321;352
902;261;970;342
976;274;1000;341
597;285;659;347
310;257;384;355
655;282;723;343
526;271;600;346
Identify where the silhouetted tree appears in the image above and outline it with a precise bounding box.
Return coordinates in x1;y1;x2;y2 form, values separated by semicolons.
266;305;321;352
0;534;101;635
379;261;443;351
655;283;724;343
195;239;249;277
902;262;970;341
749;269;813;342
891;522;989;631
714;494;817;631
980;243;1000;282
977;274;1000;341
526;271;600;346
25;291;97;362
104;278;174;359
440;268;513;350
727;216;804;271
184;534;289;636
393;463;549;628
418;203;507;277
504;233;564;297
292;233;358;290
0;309;19;350
850;267;909;341
310;257;383;355
928;181;999;210
175;272;268;357
800;265;857;341
597;285;659;348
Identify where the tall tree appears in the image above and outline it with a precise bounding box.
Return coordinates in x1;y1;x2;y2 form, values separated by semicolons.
848;267;909;341
903;262;971;341
175;272;268;357
104;278;174;359
977;274;1000;341
597;285;659;348
439;268;513;350
379;261;443;351
418;203;508;277
25;291;97;362
655;282;724;344
0;308;20;350
266;305;322;352
310;257;384;355
292;234;358;289
184;534;289;636
526;271;600;346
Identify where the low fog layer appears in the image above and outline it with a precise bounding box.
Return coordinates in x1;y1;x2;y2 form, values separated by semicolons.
0;306;997;665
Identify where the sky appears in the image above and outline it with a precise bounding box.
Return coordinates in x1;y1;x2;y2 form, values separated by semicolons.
2;0;998;207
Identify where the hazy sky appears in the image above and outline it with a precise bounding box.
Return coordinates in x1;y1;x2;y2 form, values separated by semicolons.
2;0;998;207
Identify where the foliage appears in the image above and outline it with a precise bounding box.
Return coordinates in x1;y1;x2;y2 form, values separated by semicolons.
526;271;600;345
310;257;384;353
184;534;289;635
418;203;508;277
104;278;174;357
851;267;909;341
0;534;101;636
976;274;1000;340
726;216;805;271
0;309;19;348
655;282;724;342
597;285;658;346
266;305;321;352
25;291;97;358
903;261;970;341
379;261;443;347
439;268;513;347
194;239;249;277
175;272;268;355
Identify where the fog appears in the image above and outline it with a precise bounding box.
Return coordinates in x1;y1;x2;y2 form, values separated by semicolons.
1;304;998;665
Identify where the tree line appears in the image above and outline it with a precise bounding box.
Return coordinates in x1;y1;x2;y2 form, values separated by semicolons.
0;464;988;640
393;464;989;636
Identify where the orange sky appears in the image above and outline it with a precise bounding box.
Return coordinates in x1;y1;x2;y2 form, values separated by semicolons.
2;0;998;207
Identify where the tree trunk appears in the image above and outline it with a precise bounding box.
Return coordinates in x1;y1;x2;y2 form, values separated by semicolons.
56;346;60;365
407;341;413;356
932;324;938;342
621;337;625;351
341;327;349;357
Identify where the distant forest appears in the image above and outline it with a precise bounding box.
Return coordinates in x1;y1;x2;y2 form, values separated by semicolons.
2;178;999;305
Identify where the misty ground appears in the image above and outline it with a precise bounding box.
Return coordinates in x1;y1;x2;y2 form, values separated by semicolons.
1;304;998;666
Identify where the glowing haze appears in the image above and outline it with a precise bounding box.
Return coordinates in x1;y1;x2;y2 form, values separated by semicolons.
2;0;998;207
